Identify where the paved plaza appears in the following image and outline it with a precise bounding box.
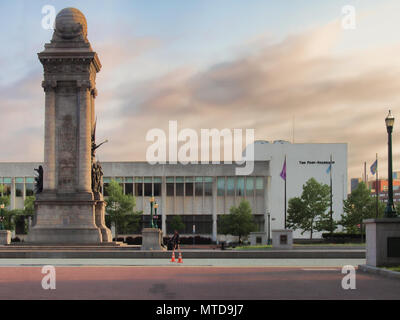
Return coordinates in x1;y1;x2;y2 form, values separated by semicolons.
0;259;398;300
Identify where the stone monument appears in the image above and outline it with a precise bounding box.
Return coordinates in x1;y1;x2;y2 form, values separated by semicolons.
364;218;400;267
27;8;112;244
272;229;293;249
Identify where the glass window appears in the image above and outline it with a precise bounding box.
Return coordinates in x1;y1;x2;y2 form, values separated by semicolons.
204;180;213;196
176;181;184;196
26;183;34;196
125;177;133;183
103;183;110;196
227;177;235;196
166;177;174;183
246;177;254;197
125;183;133;195
256;177;264;196
103;177;111;183
154;182;161;196
195;177;203;197
16;183;23;197
217;177;225;196
144;182;152;196
237;177;245;197
135;182;143;197
185;179;194;196
154;177;162;183
135;177;143;183
16;178;24;183
167;182;174;196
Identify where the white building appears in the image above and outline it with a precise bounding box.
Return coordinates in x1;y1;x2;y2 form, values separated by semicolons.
0;141;347;241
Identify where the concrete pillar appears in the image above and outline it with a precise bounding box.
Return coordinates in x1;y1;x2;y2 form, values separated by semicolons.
161;176;167;235
43;83;56;191
10;178;15;210
264;176;271;242
212;177;217;242
78;83;92;193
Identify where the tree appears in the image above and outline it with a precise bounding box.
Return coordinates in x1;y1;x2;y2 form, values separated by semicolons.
169;216;185;233
287;178;331;239
24;196;35;216
340;182;384;234
105;180;140;236
218;200;256;243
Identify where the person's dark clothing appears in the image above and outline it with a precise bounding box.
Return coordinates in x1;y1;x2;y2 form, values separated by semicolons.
170;233;180;250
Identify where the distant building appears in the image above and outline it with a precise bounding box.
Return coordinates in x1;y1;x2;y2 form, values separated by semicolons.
0;141;348;240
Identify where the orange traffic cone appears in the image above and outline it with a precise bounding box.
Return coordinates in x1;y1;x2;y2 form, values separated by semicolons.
170;250;176;262
177;251;183;263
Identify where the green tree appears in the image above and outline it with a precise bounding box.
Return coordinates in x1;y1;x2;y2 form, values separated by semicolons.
340;182;384;234
287;178;331;239
24;196;35;216
169;215;185;233
218;200;256;243
105;180;140;236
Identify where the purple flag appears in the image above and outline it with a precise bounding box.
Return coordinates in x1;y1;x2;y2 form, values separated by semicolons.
280;158;286;181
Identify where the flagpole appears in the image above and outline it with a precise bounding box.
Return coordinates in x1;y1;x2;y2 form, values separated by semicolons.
330;154;333;235
376;153;379;218
284;155;287;229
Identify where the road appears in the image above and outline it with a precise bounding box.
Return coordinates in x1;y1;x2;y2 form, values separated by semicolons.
0;259;398;300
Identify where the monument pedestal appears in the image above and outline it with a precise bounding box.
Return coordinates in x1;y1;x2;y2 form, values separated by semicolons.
249;232;267;246
0;230;11;245
272;229;293;249
364;218;400;267
27;191;112;244
141;228;164;250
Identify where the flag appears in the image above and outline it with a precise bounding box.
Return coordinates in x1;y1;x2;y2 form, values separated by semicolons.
370;160;377;175
280;158;286;180
326;163;331;174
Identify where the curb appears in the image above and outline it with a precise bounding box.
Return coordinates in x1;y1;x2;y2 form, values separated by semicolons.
358;264;400;279
0;249;365;259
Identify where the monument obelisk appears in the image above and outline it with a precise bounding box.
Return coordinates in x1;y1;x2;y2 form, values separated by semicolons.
27;8;112;244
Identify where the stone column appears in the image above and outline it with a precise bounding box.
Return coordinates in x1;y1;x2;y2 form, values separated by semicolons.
264;176;271;236
77;81;92;193
43;81;56;191
212;177;217;242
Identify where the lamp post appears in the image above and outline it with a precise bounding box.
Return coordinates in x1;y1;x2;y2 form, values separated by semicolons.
384;110;397;218
150;197;155;228
0;204;4;230
154;202;159;229
267;211;271;245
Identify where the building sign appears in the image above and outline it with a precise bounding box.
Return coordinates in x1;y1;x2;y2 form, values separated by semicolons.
298;161;335;165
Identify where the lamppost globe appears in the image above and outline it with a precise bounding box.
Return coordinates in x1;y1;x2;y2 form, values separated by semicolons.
385;110;395;132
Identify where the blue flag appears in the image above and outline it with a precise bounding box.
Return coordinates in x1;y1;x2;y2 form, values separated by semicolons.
326;164;331;174
370;160;377;175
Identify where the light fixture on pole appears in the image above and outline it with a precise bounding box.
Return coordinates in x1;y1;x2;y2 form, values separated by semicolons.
154;202;159;229
150;196;155;228
384;110;397;218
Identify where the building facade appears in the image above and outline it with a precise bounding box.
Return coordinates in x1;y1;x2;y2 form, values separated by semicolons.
0;141;348;241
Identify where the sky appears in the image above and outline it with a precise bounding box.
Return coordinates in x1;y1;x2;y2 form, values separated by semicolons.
1;0;400;183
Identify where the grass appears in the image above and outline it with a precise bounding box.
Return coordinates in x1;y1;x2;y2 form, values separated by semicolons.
233;243;365;250
385;266;400;272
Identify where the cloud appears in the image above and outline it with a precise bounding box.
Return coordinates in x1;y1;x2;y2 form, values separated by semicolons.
2;20;400;185
98;20;400;182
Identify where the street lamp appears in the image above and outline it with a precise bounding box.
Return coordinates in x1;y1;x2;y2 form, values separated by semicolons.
0;204;4;230
385;110;397;218
267;211;271;245
149;197;155;228
154;202;159;229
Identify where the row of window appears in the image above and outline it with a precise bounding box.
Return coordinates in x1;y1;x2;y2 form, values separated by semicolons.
0;178;35;197
0;176;265;198
103;176;265;197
